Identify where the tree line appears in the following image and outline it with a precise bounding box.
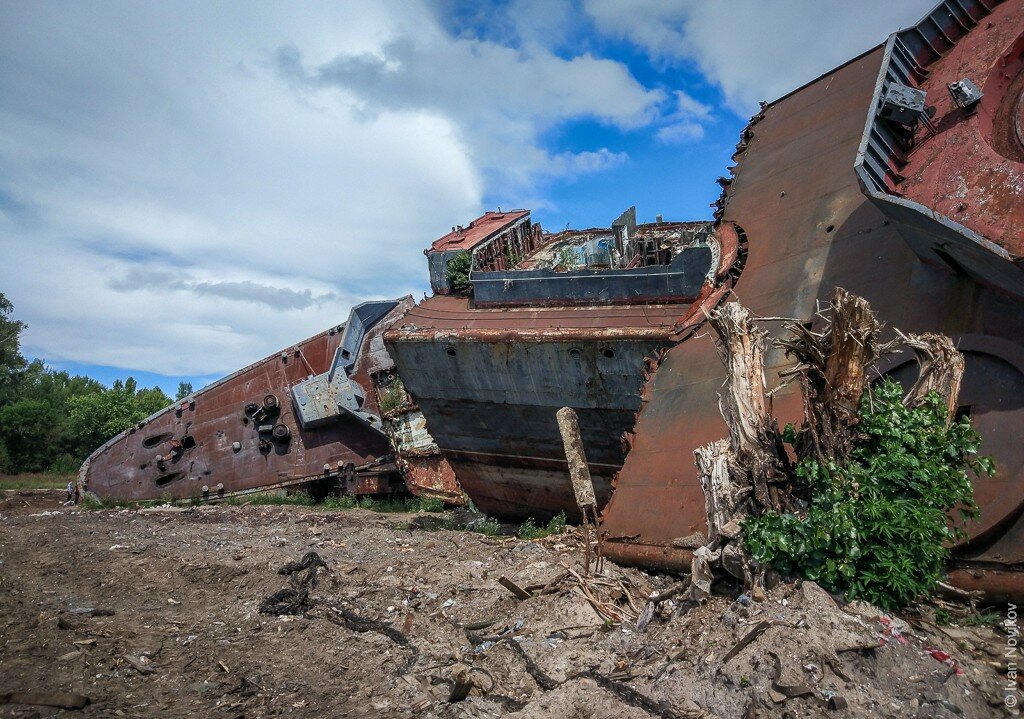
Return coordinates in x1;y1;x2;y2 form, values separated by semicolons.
1;292;190;474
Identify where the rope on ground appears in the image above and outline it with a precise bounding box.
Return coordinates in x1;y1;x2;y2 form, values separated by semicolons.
325;605;409;646
493;633;700;719
258;551;328;616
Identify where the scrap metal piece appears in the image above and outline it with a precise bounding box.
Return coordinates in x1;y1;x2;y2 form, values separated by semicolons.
948;77;983;109
879;82;927;126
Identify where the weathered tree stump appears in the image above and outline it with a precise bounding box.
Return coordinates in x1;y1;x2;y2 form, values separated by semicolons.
778;288;884;466
902;332;965;422
706;302;783;511
690;287;965;598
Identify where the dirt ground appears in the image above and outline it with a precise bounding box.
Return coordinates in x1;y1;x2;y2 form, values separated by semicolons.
0;489;1015;718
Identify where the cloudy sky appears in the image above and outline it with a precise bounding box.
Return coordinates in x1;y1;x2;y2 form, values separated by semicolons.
0;0;932;395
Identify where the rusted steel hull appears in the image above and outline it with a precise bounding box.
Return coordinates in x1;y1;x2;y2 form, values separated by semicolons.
80;299;429;502
947;567;1024;604
386;222;740;521
385;334;668;521
602;0;1024;601
442;450;615;523
896;0;1024;257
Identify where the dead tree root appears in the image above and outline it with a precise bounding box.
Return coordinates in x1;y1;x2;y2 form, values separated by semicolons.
578;670;698;719
501;637;559;691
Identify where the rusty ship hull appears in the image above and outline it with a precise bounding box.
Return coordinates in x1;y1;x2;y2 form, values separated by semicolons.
80;298;460;503
385;222;741;522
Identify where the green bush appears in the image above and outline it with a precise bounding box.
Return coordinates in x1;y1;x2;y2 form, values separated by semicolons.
516;511;567;540
473;517;502;536
546;511;567;535
445;251;472;293
517;517;542;539
418;497;445;513
323;495;357;510
553;247;579;271
378;378;407;415
48;454;81;474
80;494;135;509
226;491;314;506
743;379;991;610
320;494;444;513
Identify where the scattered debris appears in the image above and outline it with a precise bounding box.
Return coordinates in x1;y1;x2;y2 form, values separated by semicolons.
447;663;474;702
69;607;115;617
122;654;156;676
720;620;772;665
0;490;1008;716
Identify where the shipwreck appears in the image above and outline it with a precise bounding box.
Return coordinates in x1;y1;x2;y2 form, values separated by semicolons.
81;0;1024;599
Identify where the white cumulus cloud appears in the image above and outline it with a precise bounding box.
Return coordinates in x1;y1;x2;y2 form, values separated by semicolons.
0;0;662;379
583;0;934;115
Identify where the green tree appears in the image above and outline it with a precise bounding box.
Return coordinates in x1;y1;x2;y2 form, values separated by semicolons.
175;381;193;400
7;360;105;469
0;295;174;474
66;378;172;458
0;292;27;405
445;251;472;293
0;399;59;472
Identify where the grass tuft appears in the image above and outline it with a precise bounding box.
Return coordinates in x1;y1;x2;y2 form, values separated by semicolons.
516;511;567;540
0;473;76;490
472;517;502;536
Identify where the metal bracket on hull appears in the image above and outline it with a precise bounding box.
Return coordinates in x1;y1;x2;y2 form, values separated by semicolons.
290;300;400;434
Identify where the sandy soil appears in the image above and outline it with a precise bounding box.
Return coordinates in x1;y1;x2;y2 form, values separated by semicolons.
0;489;1014;718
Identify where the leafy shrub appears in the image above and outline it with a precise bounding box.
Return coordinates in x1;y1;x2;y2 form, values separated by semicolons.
378;378;407;415
553;247;579;272
320;494;445;513
418;497;445;513
546;511;567;535
473;517;502;536
48;454;81;474
445;251;472;293
233;491;314;506
323;495;357;510
743;380;991;610
80;494;135;509
517;517;542;539
517;511;568;540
